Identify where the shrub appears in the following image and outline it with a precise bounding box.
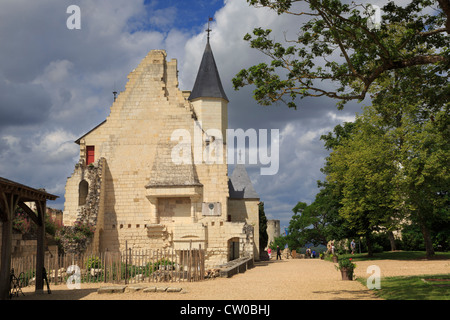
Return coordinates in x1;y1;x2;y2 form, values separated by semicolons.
145;259;174;273
55;220;96;254
12;211;31;234
45;214;62;237
86;256;102;270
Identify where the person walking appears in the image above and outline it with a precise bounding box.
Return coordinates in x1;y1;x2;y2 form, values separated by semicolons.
268;247;272;259
351;239;356;255
276;245;282;260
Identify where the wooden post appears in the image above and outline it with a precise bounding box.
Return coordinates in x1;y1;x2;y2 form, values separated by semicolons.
171;247;174;282
0;192;19;300
35;200;46;294
156;249;159;282
151;249;155;282
125;241;128;285
189;240;192;282
0;204;13;300
200;247;202;281
104;251;107;284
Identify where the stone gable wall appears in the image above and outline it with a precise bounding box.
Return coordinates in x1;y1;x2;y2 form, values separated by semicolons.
63;49;256;267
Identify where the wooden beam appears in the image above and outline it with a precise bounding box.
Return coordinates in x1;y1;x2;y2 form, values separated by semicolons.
17;201;39;225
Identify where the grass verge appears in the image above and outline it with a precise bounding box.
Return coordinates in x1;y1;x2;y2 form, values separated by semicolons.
326;251;450;300
357;274;450;300
332;251;450;262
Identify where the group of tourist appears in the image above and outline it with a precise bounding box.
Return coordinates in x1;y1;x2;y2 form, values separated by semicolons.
267;246;283;260
305;247;316;258
266;239;357;260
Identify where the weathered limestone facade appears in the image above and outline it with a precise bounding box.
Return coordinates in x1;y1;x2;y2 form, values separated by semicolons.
63;42;260;268
267;219;280;247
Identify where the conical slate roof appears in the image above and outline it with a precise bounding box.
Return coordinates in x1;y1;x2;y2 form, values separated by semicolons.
228;164;259;199
188;40;228;102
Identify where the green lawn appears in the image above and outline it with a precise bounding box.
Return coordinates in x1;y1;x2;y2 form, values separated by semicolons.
337;250;450;262
335;251;450;300
357;274;450;300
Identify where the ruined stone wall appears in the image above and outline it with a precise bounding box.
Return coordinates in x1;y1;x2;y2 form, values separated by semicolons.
63;158;105;225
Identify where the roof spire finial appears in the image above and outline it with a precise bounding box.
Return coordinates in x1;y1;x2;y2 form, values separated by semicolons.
113;81;117;102
206;17;213;42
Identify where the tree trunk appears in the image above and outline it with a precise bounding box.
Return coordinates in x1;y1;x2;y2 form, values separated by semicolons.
416;209;435;258
419;223;435;258
366;233;374;257
388;231;397;251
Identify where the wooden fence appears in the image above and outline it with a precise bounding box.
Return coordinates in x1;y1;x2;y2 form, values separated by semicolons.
10;246;205;288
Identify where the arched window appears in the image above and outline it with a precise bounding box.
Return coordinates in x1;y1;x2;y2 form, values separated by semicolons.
78;180;89;206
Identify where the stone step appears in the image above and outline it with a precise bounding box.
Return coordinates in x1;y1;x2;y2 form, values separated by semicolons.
97;285;184;294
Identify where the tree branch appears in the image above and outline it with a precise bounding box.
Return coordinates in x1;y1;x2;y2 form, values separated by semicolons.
419;27;448;36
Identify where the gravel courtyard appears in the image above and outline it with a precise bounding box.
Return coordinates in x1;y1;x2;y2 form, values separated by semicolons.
16;257;450;300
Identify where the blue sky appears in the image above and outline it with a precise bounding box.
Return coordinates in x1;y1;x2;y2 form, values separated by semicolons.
0;0;378;231
140;0;224;32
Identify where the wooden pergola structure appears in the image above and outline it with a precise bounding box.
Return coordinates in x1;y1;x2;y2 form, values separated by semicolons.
0;177;58;300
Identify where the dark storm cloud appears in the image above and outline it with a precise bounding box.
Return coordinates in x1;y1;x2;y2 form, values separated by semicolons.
0;0;172;203
0;78;51;127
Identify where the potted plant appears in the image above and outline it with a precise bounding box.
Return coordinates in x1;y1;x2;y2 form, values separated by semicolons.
335;258;356;280
330;253;338;263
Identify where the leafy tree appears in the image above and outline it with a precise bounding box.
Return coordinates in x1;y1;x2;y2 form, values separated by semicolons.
327;107;405;256
233;0;449;109
397;103;449;257
287;186;353;248
286;201;308;249
325;92;449;257
270;235;290;251
259;202;269;251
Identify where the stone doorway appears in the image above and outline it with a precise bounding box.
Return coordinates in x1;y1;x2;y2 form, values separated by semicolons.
228;237;240;261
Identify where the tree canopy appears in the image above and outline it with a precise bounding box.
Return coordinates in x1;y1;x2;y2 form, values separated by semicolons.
233;0;450;109
324;69;449;256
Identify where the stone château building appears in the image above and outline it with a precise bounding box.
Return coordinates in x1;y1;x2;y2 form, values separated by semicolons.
63;37;260;268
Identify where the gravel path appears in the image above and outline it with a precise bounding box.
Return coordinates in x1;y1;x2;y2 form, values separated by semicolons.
16;258;450;300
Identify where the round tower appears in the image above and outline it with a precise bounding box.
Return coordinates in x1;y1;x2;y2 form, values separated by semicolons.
267;219;280;247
